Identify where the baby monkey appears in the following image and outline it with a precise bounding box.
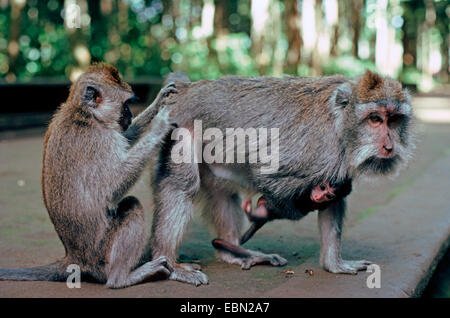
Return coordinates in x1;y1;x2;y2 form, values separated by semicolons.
213;180;351;259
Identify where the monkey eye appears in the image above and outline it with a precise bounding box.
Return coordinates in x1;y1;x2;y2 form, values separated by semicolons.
368;114;383;127
388;114;403;127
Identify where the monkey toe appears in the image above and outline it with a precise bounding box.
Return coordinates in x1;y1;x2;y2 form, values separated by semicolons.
169;266;209;286
179;263;202;271
153;256;174;272
218;249;287;270
240;253;287;270
268;254;288;267
324;259;372;275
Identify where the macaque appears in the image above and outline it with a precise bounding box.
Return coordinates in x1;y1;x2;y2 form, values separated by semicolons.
149;70;414;285
214;179;352;257
0;63;177;288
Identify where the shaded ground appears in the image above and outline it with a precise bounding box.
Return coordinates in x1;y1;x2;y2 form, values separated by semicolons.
0;96;449;297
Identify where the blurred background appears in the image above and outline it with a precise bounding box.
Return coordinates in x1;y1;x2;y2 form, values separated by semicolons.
0;0;448;88
0;0;449;130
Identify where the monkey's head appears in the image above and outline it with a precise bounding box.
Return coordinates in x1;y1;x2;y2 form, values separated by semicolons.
335;70;415;177
66;63;135;131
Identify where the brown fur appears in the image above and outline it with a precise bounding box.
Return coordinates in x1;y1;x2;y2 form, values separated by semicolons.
356;70;405;103
1;64;176;288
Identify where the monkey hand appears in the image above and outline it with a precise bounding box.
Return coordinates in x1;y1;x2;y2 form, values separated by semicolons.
156;81;178;105
169;263;209;286
150;105;177;139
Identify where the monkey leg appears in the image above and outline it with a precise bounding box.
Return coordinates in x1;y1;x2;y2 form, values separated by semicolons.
318;199;372;274
104;196;172;288
205;190;287;270
150;162;208;286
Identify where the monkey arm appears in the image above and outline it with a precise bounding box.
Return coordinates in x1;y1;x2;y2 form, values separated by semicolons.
318;198;371;274
111;107;173;202
124;82;177;146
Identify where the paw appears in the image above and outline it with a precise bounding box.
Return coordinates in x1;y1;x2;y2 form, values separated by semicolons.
160;81;177;98
152;256;174;272
169;263;208;286
240;252;287;270
153;106;173;132
218;250;287;270
142;256;173;278
324;259;372;275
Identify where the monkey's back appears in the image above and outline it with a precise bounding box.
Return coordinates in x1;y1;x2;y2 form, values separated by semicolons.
41;107;123;254
166;75;351;199
168;75;348;130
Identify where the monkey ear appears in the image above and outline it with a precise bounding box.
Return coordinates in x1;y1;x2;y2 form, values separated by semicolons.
83;85;103;107
361;70;383;91
334;82;351;108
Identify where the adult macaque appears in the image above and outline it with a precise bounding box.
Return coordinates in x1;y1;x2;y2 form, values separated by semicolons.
149;70;414;285
0;64;177;288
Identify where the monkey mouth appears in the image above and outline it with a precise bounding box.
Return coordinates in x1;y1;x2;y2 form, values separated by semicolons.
119;116;132;131
359;155;400;175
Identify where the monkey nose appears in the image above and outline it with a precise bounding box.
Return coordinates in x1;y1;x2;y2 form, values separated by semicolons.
383;144;393;152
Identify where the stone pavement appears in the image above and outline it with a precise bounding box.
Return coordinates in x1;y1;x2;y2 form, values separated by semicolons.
0;96;449;297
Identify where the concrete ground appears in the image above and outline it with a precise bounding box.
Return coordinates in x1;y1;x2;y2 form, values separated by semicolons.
0;96;449;297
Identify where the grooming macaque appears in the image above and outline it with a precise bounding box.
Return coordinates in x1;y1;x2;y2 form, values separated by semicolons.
149;70;414;286
0;64;177;288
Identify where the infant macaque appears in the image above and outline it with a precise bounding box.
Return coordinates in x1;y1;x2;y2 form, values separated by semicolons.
212;181;348;259
242;181;336;224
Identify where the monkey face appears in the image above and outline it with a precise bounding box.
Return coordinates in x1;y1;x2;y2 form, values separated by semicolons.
348;72;414;177
75;64;135;131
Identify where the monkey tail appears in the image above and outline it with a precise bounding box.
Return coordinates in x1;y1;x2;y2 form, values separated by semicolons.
164;71;191;85
0;261;68;282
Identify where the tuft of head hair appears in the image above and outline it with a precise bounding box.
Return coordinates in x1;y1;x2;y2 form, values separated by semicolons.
355;70;405;104
84;62;131;91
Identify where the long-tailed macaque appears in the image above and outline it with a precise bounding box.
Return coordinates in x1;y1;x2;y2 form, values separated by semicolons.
149;70;414;285
0;64;177;288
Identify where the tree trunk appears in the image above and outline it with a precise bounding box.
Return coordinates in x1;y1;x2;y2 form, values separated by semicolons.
284;0;302;74
350;0;363;58
7;0;25;81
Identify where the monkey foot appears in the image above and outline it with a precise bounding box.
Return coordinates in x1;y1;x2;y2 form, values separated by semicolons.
324;259;372;275
218;249;287;270
169;263;209;286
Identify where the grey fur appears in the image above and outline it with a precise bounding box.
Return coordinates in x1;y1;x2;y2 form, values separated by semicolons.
149;71;414;285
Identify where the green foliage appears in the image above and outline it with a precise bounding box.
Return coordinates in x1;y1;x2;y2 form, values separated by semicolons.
0;0;447;88
322;55;377;78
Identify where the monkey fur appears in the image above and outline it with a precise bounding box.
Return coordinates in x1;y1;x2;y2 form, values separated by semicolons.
149;70;414;285
0;63;177;288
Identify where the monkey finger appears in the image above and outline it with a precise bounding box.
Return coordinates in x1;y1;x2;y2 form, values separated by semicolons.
153;256;174;272
162;82;178;96
154;265;172;278
179;262;202;271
